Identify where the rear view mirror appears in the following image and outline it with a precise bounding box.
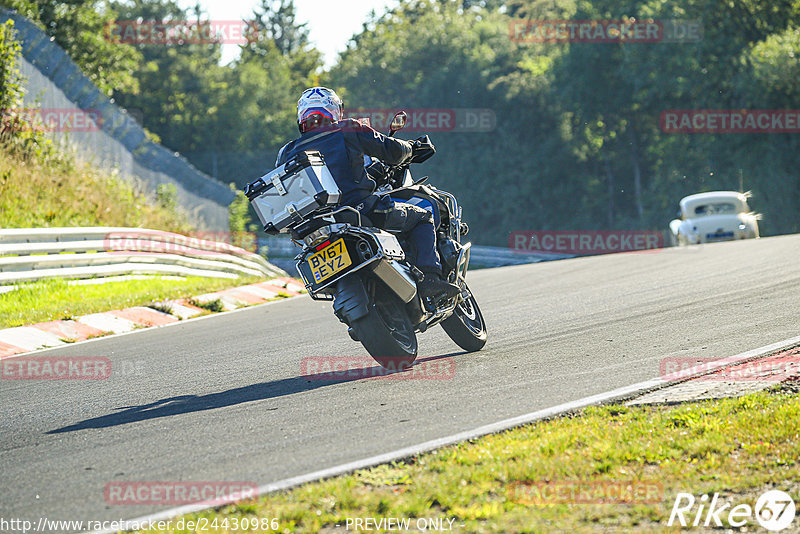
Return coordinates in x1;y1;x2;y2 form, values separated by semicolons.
389;111;408;136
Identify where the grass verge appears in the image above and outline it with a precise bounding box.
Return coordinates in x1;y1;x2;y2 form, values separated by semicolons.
0;276;267;328
131;384;799;533
0;143;193;232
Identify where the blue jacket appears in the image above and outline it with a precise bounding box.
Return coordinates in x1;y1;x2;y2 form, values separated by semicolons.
276;119;413;208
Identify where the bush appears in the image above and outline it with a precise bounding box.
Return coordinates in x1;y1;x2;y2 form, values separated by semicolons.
228;186;252;234
228;185;261;253
0;19;22;112
0;19;54;160
156;183;178;212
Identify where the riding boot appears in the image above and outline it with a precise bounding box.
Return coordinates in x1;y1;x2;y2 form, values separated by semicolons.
418;268;461;301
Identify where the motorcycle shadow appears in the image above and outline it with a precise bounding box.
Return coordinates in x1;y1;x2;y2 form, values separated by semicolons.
47;352;462;434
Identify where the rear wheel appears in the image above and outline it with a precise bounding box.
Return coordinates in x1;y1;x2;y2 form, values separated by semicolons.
351;288;418;370
441;286;487;352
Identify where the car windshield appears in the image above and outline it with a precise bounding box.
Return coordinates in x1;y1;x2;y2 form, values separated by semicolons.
694;202;738;216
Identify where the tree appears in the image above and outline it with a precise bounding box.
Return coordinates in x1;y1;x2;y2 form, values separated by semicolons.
246;0;308;56
1;0;142;95
109;0;227;156
30;0;796;241
330;0;568;243
240;0;321;92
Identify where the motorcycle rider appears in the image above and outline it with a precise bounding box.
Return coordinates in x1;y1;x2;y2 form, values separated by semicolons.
276;86;460;301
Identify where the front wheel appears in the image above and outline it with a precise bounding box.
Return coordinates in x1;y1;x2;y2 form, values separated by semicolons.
441;286;487;352
351;288;418;370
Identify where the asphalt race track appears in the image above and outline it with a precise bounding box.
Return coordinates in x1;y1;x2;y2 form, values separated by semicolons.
2;234;799;530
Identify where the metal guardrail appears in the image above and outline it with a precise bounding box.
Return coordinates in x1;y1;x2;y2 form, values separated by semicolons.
0;227;286;285
257;237;572;268
258;236;300;257
468;245;575;266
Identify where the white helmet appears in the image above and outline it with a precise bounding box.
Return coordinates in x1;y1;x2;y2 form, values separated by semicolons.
297;86;343;132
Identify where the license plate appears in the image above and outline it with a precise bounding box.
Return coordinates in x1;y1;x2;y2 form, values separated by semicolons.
307;238;352;283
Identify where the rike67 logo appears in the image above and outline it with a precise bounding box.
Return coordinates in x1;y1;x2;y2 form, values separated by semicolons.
669;490;796;531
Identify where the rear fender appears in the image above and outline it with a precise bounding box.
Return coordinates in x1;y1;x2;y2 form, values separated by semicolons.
333;276;370;324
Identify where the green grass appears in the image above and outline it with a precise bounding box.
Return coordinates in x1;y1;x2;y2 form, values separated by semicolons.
0;276;267;328
132;384;800;533
189;297;226;313
0;143;193;232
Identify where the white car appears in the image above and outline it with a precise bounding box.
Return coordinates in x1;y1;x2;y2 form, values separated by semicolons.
669;191;760;245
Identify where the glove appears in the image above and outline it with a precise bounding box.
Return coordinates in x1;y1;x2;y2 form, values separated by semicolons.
413;135;435;153
410;135;436;163
366;160;391;186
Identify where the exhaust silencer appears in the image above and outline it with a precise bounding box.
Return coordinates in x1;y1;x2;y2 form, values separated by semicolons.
372;259;417;303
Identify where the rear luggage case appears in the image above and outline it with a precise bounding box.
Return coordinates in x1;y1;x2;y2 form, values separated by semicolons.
244;151;341;233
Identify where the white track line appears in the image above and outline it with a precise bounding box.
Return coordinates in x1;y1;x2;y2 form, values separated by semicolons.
94;334;800;534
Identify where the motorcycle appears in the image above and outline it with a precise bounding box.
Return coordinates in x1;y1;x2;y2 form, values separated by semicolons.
244;111;487;369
